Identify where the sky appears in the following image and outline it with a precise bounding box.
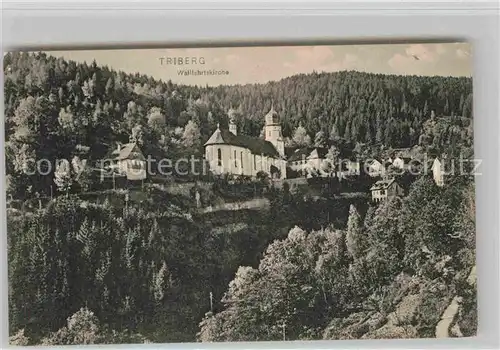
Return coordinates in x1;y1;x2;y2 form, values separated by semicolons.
45;42;472;86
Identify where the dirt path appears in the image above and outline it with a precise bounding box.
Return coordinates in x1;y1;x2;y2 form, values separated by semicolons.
435;265;476;338
435;296;461;337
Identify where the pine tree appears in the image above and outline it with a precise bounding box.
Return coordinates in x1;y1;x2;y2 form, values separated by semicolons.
313;131;326;147
54;160;72;195
346;204;363;259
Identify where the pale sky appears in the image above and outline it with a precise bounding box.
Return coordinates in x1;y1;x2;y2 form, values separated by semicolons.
46;42;472;86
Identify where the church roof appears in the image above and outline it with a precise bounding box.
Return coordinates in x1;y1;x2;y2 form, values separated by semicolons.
265;105;279;124
204;127;282;158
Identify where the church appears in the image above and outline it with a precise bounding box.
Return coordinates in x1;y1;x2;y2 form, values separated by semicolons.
204;106;287;179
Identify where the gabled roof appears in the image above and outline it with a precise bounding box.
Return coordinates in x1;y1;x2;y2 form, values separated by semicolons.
370;178;396;191
204;127;282;158
367;159;383;166
288;147;313;162
307;147;328;160
111;143;145;161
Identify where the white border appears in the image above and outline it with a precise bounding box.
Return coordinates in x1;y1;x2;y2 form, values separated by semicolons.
1;1;499;350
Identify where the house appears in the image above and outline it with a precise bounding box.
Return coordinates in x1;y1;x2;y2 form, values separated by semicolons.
306;147;329;170
370;178;404;202
392;156;413;170
336;158;360;179
204;106;287;179
365;159;385;177
288;147;314;173
432;158;445;187
341;158;360;176
109;142;147;180
288;147;331;177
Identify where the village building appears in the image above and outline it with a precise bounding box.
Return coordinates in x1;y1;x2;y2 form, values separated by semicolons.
204;106;287;179
340;158;361;176
109;142;147;180
288;147;314;173
306;147;329;170
432;157;445;187
392;156;413;170
370;178;404;202
365;159;385;177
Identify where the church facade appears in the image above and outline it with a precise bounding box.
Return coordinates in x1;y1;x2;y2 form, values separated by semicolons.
204;106;287;179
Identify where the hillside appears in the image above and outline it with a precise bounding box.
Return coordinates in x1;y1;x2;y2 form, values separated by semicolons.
4;51;476;345
198;177;476;341
4;52;472;199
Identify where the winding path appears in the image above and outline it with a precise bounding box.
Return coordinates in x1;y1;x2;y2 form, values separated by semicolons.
435;265;476;338
435;296;461;338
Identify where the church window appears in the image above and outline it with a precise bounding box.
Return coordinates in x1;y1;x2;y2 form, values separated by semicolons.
217;148;222;166
254;155;257;170
234;150;237;167
240;152;243;170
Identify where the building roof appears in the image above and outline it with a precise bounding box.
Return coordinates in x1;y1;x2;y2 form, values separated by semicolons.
307;147;328;160
204;127;282;158
395;156;413;162
288;147;314;162
367;159;383;166
370;178;396;191
391;148;413;158
265;105;279;125
111;143;145;161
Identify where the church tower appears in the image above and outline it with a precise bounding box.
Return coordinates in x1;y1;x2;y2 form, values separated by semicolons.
228;107;237;135
264;104;284;156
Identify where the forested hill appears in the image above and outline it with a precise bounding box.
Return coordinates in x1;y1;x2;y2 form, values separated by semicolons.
4;52;472;195
211;71;472;145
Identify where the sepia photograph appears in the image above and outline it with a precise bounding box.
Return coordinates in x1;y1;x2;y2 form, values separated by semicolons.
4;42;476;345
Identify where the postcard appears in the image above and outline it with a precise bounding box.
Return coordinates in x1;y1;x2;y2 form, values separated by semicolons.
4;42;476;345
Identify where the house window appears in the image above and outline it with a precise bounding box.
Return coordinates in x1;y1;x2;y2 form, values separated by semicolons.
380;189;386;196
234;150;237;167
217;148;222;166
254;155;256;170
240;152;243;170
268;131;271;137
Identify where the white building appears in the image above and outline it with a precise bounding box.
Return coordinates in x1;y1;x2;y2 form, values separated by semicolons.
109;142;147;181
365;159;385;177
204;106;287;179
432;158;445;187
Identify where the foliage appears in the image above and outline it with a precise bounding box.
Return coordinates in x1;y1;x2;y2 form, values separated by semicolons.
9;329;30;346
199;177;476;341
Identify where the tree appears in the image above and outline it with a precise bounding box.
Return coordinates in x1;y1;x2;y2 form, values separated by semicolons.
345;205;363;259
329;124;340;142
9;329;30;346
147;106;166;132
181;120;202;150
292;124;311;147
314;131;326;147
320;145;340;177
130;124;144;145
54;159;72;195
41;307;100;345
